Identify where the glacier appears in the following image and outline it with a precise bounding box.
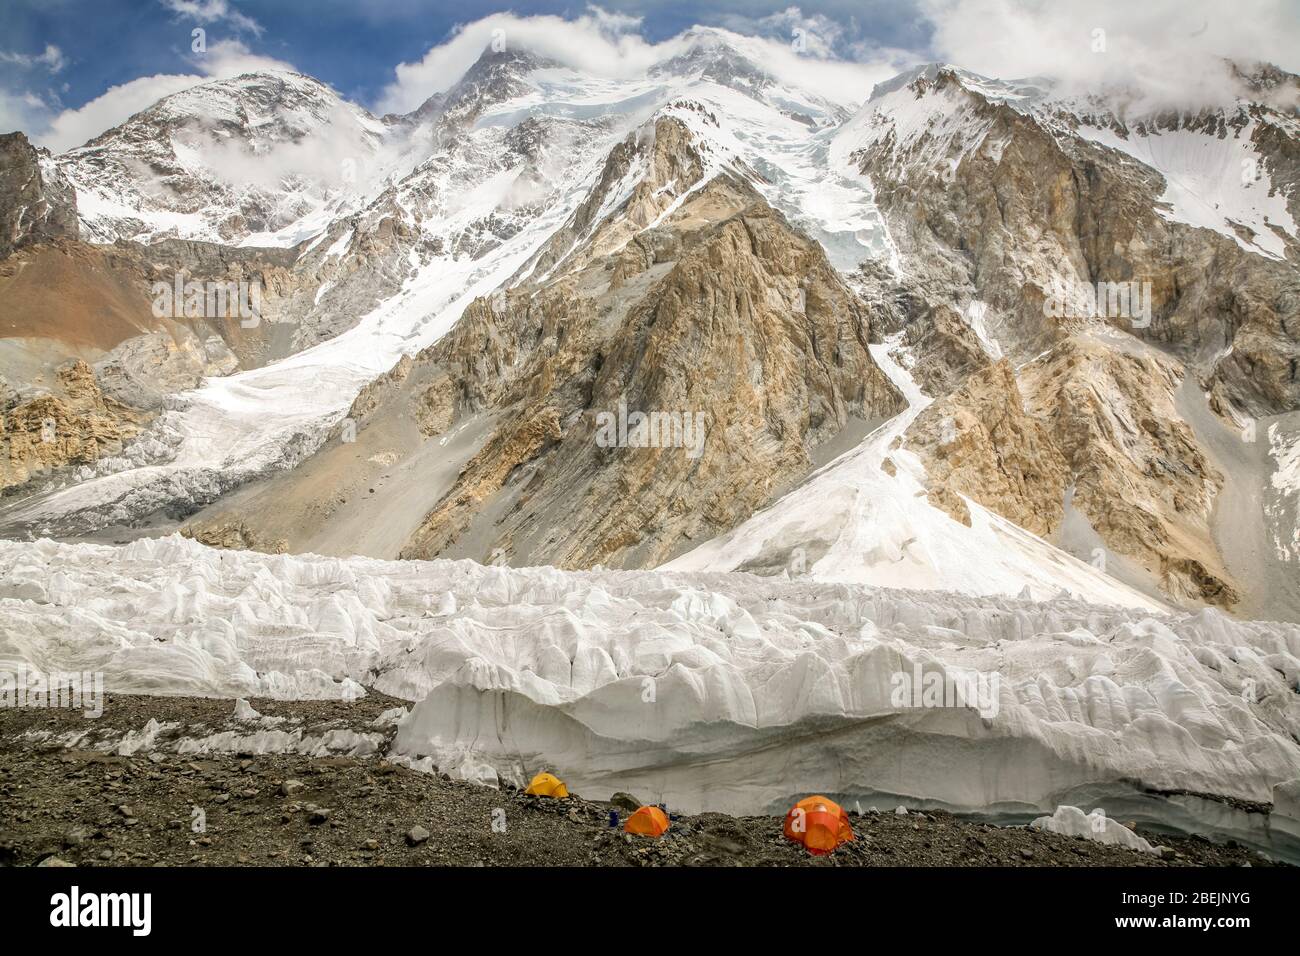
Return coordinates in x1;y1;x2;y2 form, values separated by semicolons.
2;534;1297;859
5;34;1300;867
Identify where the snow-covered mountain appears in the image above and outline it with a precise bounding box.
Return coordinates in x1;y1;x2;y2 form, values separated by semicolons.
2;31;1299;855
0;37;895;536
60;71;400;246
6;39;1299;613
835;61;1299;260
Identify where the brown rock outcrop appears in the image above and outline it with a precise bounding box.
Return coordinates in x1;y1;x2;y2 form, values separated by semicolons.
180;520;287;554
906;336;1239;606
907;359;1069;536
396;164;905;567
0;361;135;491
1021;338;1237;606
851;67;1300;416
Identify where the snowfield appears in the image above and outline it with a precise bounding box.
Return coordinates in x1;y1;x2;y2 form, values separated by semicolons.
665;339;1164;610
2;535;1298;857
1071;118;1299;261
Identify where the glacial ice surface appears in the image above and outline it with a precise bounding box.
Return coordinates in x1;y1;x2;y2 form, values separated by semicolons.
1030;805;1162;855
2;535;1298;854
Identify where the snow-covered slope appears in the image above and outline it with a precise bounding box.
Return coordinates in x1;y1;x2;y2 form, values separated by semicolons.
3;534;1297;857
3;103;624;533
834;62;1299;261
664;336;1163;609
1;39;899;535
1067;112;1299;261
59;71;401;246
830;64;1013;181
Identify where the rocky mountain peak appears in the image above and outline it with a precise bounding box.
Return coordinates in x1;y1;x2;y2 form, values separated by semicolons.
411;46;557;126
77;69;362;153
461;45;554;83
869;63;1048;106
0;131;78;258
651;29;770;92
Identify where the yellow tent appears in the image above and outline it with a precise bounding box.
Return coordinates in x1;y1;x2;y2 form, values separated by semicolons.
524;772;569;797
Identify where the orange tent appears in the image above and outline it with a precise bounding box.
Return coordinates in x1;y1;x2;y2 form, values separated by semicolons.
524;772;569;798
783;795;854;855
624;805;670;837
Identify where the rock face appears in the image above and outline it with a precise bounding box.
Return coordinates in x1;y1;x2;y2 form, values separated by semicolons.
839;65;1297;611
179;520;287;554
907;339;1237;606
392;156;904;568
420;48;557;128
0;132;77;258
846;66;1300;416
0;234;310;495
1023;339;1236;606
898;302;994;399
187;117;903;568
521;116;706;280
906;359;1069;536
0;360;135;492
93;332;237;411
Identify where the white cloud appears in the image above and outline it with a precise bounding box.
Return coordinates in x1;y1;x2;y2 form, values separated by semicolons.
41;74;205;150
0;44;67;73
921;0;1300;109
376;7;905;115
159;0;262;36
710;27;907;106
196;38;296;78
0;89;47;137
177;102;384;192
376;9;673;114
716;5;841;54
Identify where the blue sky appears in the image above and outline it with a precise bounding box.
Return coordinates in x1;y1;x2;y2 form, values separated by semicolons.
0;1;931;133
2;0;1297;151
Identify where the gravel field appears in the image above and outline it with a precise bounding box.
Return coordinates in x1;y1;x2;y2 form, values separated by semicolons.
0;694;1280;868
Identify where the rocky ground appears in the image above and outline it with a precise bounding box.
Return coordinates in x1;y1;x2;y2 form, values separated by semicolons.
0;693;1280;868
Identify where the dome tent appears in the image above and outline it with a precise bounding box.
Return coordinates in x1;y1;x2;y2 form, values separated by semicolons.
784;795;854;855
524;772;569;797
624;805;670;837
